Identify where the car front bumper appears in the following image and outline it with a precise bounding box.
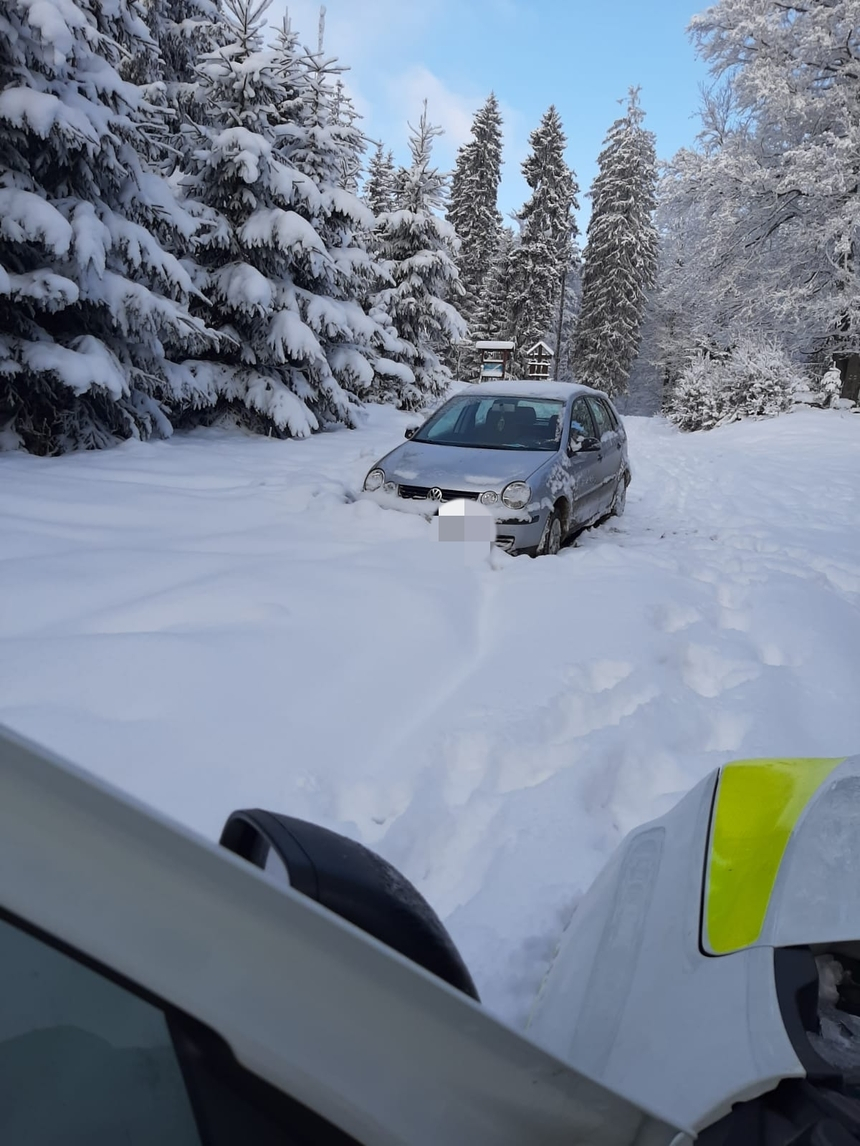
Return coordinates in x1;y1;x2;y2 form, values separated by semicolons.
394;486;548;554
492;513;546;555
363;485;549;555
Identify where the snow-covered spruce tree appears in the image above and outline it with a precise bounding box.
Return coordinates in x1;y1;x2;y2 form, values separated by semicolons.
573;87;658;396
669;337;805;431
364;142;397;216
446;93;504;366
509;106;578;377
135;0;231;166
554;259;582;382
472;225;515;347
817;363;845;408
288;19;366;197
0;0;212;454
270;15;413;405
667;351;722;431
721;337;805;422
174;0;366;436
373;104;466;410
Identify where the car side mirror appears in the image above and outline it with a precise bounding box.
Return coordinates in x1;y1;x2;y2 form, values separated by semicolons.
220;808;479;1001
568;435;600;455
404;426;419;439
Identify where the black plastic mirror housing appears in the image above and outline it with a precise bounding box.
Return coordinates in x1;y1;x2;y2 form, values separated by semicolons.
220;809;480;1001
569;435;600;454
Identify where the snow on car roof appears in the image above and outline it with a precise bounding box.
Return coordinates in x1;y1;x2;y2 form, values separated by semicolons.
460;380;605;402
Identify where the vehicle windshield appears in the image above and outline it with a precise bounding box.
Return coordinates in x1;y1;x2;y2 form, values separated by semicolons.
413;395;565;451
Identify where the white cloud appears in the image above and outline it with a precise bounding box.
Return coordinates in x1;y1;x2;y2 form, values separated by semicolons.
268;0;444;66
384;66;478;153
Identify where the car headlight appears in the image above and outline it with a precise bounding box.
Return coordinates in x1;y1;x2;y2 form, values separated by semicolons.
480;491;499;506
501;482;531;510
364;468;385;492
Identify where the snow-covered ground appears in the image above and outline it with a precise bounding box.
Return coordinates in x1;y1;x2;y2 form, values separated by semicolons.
1;405;859;1026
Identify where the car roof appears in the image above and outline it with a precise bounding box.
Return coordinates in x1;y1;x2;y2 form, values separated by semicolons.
459;380;610;403
0;723;684;1146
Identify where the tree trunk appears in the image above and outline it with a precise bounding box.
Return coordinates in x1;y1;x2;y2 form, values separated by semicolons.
837;352;860;402
553;271;567;380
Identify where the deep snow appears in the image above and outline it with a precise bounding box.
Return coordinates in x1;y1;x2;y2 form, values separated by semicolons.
1;404;859;1026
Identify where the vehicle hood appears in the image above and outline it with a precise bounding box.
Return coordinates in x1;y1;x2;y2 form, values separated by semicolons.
378;441;552;490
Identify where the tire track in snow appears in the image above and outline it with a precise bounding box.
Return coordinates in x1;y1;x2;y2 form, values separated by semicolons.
346;563;503;844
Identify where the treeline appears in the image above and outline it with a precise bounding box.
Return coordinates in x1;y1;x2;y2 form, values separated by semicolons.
7;0;844;454
0;0;664;455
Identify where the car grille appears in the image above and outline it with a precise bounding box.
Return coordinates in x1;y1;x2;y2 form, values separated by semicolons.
398;485;481;502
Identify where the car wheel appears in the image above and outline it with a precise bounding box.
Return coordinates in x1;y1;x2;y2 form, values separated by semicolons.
538;510;563;556
610;474;627;518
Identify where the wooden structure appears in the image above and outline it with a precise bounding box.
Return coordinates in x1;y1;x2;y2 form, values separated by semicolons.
475;340;515;381
525;341;554;380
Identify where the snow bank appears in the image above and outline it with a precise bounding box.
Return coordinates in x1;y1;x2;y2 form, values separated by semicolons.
1;405;858;1028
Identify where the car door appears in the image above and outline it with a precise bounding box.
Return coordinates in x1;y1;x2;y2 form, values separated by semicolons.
565;397;604;525
585;396;620;513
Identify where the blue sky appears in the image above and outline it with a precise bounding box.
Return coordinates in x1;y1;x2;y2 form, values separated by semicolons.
272;0;713;231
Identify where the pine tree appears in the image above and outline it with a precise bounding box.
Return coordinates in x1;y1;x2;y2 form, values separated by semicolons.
174;0;364;436
364;142;397;216
446;94;504;338
373;104;466;409
668;338;804;430
471;226;515;345
667;352;722;431
288;17;366;196
555;260;582;382
509;106;578;376
0;0;212;454
574;87;658;396
274;15;409;404
135;0;231;166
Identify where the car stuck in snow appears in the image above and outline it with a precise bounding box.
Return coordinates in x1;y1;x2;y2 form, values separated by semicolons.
361;381;631;556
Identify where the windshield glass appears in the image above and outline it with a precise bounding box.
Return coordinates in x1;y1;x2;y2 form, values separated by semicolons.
414;395;565;451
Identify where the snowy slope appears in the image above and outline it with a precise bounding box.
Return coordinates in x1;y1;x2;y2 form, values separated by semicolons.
1;406;859;1026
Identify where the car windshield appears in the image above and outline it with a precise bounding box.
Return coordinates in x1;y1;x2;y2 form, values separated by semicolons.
413;395;565;451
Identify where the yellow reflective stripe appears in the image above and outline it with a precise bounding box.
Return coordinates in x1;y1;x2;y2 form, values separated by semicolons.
705;757;846;955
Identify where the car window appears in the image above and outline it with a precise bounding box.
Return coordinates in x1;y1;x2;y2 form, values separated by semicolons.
414;395;564;451
587;397;613;439
419;399;467;441
0;915;202;1146
569;398;597;440
601;399;620;430
0;913;363;1146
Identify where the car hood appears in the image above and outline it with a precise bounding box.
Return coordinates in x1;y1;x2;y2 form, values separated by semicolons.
378;440;552;490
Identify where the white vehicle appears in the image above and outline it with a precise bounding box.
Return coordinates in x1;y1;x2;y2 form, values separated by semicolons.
2;723;860;1145
0;723;682;1146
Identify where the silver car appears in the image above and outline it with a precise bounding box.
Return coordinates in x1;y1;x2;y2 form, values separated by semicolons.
362;381;631;556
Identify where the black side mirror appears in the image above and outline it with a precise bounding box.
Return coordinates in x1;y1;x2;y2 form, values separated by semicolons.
220;809;479;1001
568;435;600;455
404;426;419;439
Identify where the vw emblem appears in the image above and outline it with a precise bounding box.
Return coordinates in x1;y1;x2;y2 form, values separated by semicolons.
428;488;443;502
